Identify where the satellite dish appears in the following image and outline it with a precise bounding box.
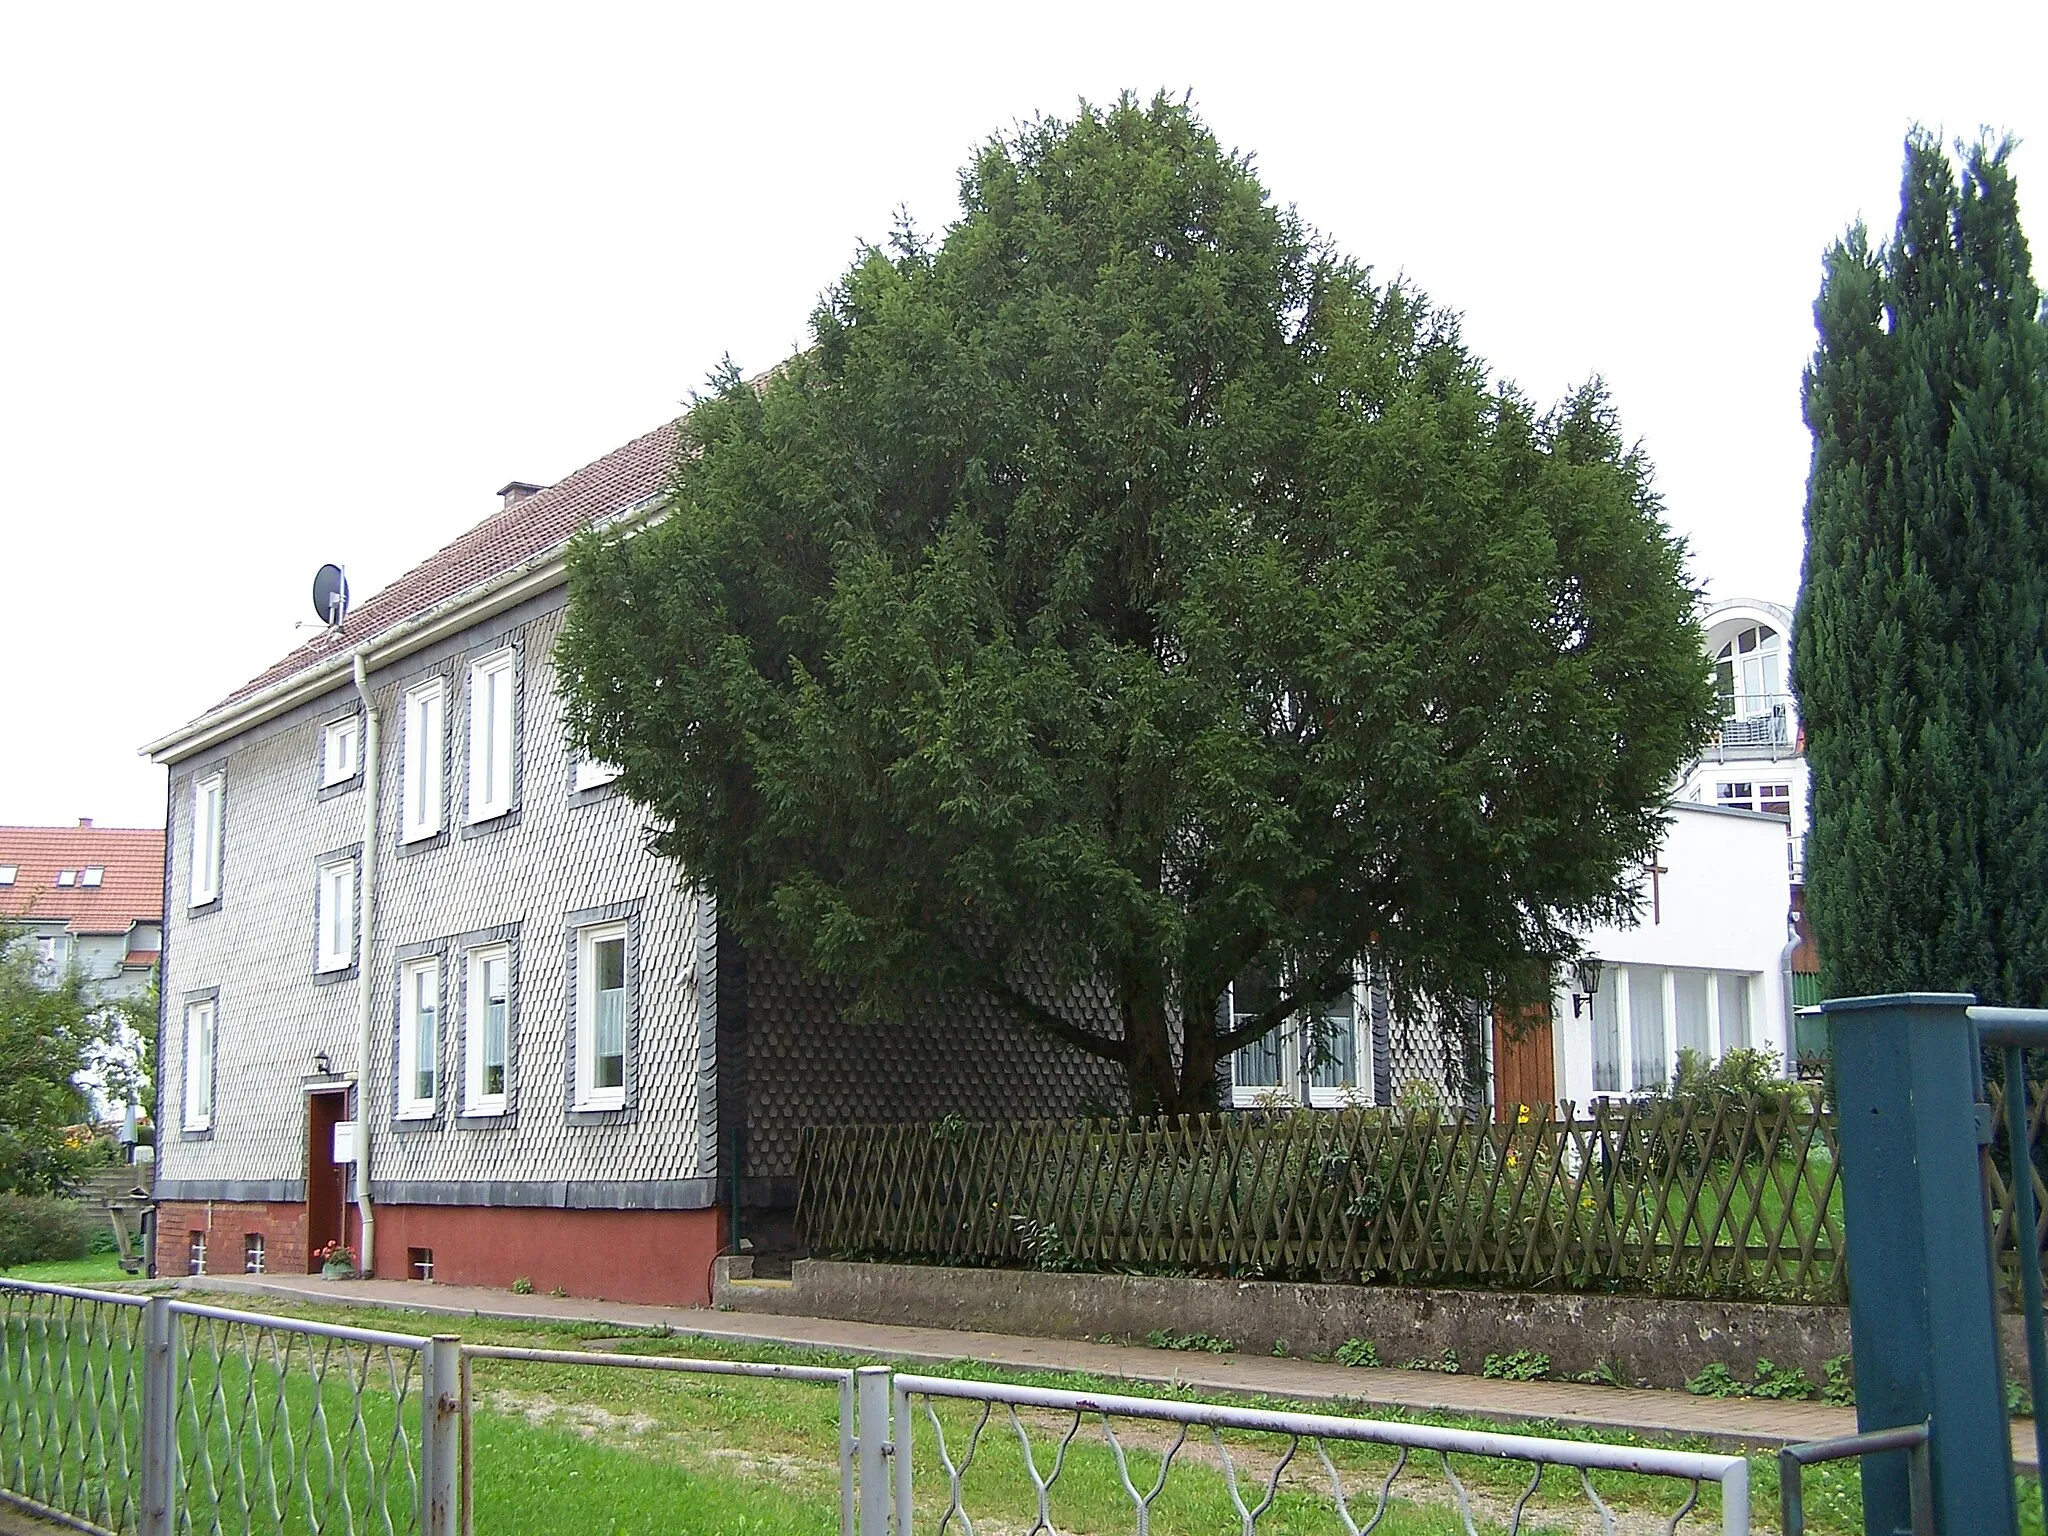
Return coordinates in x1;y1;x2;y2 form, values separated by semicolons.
312;564;349;628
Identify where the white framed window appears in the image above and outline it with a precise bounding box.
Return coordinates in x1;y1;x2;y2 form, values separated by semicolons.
182;999;216;1132
321;715;360;788
1306;983;1366;1108
467;650;516;824
80;867;104;887
0;866;15;886
56;870;75;887
190;773;224;906
465;945;510;1115
397;956;440;1118
1228;968;1288;1105
1593;967;1761;1097
574;922;628;1110
402;680;445;843
573;755;621;793
316;858;355;973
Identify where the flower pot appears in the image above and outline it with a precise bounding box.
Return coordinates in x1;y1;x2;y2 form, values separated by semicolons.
322;1261;356;1280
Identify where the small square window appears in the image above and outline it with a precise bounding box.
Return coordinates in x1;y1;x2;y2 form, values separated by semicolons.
408;1247;434;1282
80;867;104;888
187;1230;207;1276
243;1233;266;1274
573;756;620;793
322;715;360;789
56;870;76;887
0;866;14;886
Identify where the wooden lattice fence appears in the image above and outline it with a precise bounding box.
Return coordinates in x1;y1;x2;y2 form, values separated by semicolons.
797;1098;1850;1303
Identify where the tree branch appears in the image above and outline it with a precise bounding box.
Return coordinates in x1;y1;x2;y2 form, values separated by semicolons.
974;973;1131;1065
1209;962;1359;1052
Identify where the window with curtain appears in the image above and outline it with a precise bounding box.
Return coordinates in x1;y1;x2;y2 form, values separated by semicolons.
575;922;629;1109
1717;972;1752;1051
1591;968;1622;1093
1628;967;1668;1091
1674;970;1712;1063
1229;969;1285;1095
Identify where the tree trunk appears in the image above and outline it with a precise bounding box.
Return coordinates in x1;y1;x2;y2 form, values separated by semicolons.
1170;988;1225;1114
1118;955;1177;1117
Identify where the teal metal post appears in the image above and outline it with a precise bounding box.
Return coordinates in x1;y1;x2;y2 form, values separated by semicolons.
1824;993;2017;1535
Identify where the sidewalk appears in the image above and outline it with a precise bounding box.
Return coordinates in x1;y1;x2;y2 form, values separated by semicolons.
180;1271;2037;1469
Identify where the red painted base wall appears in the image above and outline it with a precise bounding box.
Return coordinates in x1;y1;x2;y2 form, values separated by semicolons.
155;1201;725;1308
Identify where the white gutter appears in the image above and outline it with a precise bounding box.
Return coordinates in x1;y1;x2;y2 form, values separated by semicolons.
351;651;380;1276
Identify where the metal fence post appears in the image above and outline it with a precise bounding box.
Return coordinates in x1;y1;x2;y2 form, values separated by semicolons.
892;1376;913;1536
138;1295;176;1536
855;1365;892;1535
1825;992;2019;1536
422;1335;461;1536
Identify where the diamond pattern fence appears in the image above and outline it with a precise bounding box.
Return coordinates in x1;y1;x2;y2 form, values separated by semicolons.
890;1373;1750;1535
0;1282;450;1536
799;1098;1854;1302
0;1280;147;1533
170;1300;433;1536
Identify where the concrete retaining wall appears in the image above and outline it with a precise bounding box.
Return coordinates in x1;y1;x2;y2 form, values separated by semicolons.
718;1258;2025;1391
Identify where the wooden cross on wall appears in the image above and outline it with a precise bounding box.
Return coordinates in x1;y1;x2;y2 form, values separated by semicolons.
1642;858;1669;925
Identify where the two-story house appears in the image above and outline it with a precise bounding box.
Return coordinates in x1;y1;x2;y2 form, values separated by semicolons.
0;820;164;1001
142;421;1115;1301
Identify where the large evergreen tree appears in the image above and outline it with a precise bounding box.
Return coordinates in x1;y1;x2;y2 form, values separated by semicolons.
559;96;1713;1112
1797;132;2048;1005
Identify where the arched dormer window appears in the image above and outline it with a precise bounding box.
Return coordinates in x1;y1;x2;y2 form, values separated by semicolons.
1714;624;1782;720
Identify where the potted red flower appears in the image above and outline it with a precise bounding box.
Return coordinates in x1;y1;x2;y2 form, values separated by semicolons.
315;1240;357;1280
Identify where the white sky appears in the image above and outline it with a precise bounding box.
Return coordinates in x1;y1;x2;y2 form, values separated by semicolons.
2;2;2041;830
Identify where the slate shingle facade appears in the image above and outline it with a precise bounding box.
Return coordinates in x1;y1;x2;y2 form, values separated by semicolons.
148;424;1120;1303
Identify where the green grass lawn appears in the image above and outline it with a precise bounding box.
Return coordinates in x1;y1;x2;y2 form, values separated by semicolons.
5;1289;2041;1534
0;1252;131;1285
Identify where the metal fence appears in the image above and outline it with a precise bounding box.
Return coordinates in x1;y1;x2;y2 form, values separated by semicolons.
0;1280;451;1536
798;1099;1850;1301
3;1278;1763;1534
453;1343;865;1536
888;1372;1750;1535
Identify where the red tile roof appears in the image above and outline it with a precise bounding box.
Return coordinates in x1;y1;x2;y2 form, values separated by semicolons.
213;420;682;712
0;825;165;934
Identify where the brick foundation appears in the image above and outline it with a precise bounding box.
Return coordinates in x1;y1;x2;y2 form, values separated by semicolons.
154;1200;725;1306
155;1201;324;1279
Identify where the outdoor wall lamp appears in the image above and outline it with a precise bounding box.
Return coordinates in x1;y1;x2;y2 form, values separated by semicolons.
1569;957;1604;1018
312;1049;332;1077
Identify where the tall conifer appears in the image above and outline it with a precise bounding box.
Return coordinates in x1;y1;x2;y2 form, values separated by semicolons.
1797;133;2048;1005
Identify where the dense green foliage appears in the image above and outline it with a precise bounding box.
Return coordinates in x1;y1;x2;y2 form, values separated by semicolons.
1797;133;2048;1006
0;1193;96;1268
0;920;122;1193
559;95;1713;1111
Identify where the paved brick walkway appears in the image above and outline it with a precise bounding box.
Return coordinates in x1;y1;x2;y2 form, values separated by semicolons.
179;1271;2040;1470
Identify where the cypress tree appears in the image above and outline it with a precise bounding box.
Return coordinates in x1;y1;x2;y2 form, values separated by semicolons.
1796;132;2048;1006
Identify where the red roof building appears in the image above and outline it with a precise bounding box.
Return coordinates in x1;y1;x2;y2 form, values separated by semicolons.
0;820;164;996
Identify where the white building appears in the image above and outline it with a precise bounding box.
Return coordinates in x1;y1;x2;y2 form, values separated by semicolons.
1677;597;1807;881
1549;802;1796;1105
1539;595;1806;1107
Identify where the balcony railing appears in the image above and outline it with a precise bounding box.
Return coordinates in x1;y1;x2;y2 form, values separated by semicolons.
1707;693;1796;754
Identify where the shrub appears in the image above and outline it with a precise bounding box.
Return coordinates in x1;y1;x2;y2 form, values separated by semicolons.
1403;1348;1461;1374
1145;1328;1235;1354
1333;1337;1381;1368
511;1276;534;1295
1686;1362;1747;1398
1482;1350;1551;1381
0;1194;96;1268
1822;1353;1855;1406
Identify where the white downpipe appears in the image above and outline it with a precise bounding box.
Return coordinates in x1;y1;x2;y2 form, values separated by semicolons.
352;651;380;1275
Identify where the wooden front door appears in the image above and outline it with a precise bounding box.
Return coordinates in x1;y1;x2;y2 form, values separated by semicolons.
305;1090;349;1272
1492;1003;1556;1122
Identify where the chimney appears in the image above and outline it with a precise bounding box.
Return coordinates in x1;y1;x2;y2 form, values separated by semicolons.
497;481;547;510
78;817;92;829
